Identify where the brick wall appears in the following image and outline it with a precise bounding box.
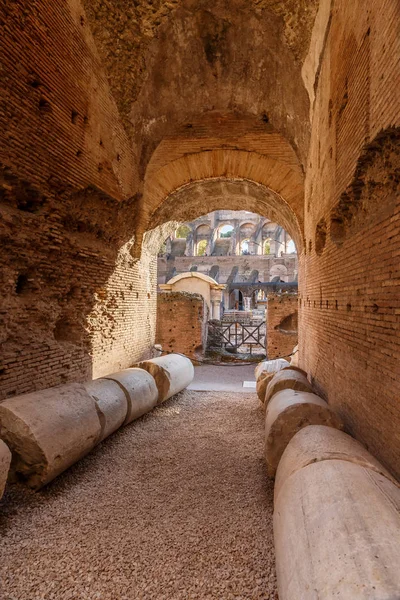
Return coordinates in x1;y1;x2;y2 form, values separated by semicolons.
156;292;208;360
0;1;155;400
300;0;400;478
267;294;298;360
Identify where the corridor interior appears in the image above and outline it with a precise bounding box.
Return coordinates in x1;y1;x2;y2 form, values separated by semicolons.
0;0;399;599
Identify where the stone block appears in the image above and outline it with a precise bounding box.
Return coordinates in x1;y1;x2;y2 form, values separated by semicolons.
254;358;290;381
84;378;129;441
281;365;307;376
275;424;397;502
255;359;290;403
256;372;274;404
264;389;342;476
265;368;313;407
274;460;400;599
104;368;158;423
0;384;101;489
135;354;194;403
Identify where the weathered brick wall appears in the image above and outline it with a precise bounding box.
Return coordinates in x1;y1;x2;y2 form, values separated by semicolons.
156;292;208;360
0;1;155;400
300;0;400;478
267;294;298;360
0;197;157;399
90;244;157;379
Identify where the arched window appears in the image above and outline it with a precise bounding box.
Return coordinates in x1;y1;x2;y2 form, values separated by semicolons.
219;224;234;238
240;239;250;254
175;224;191;239
269;264;288;282
197;240;207;256
287;239;296;253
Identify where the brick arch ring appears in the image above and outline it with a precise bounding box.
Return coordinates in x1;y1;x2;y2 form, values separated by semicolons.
137;175;303;259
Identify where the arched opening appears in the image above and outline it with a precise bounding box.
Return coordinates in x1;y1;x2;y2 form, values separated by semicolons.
196;239;208;256
218;224;234;238
238;290;244;311
176;224;191;239
287;239;296;253
240;239;250;255
264;239;271;255
229;290;238;310
269;264;288;283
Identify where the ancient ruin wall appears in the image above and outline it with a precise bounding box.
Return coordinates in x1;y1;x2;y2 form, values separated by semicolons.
156;292;208;360
0;1;154;399
267;294;298;360
300;0;400;478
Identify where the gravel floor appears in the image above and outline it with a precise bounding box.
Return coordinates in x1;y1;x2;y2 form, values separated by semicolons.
0;390;277;600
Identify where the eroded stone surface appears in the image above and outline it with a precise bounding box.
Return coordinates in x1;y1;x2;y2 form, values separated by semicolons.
254;359;290;381
274;460;400;599
0;384;101;489
274;425;398;501
265;368;312;406
84;378;129;441
136;354;195;403
264;389;342;476
104;368;158;424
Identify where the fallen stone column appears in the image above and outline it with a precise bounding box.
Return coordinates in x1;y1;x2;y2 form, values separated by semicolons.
281;365;307;376
254;358;289;381
0;384;102;489
103;368;158;423
136;354;194;403
0;439;12;500
264;390;342;476
274;459;400;599
274;424;398;501
264;368;313;407
84;379;129;442
254;359;290;403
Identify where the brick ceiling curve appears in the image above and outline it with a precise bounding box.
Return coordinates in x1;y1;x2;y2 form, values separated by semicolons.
140;177;303;259
82;0;319;171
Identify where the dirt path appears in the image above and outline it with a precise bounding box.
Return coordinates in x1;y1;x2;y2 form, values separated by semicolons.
0;390;277;600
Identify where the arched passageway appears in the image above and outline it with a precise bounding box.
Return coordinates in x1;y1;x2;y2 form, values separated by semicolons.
0;1;399;596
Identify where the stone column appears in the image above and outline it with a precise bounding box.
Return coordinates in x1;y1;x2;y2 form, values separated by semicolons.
211;288;223;320
243;296;251;311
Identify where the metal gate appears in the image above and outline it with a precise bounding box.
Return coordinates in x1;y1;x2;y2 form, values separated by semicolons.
209;320;266;354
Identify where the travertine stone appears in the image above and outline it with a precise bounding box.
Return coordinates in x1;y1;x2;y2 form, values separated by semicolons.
0;384;101;489
290;345;299;366
256;372;274;404
264;389;342;476
274;460;400;600
265;368;312;406
275;425;397;502
0;440;11;500
255;359;290;403
136;355;194;403
84;378;129;441
281;365;307;376
254;359;290;381
104;368;158;424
